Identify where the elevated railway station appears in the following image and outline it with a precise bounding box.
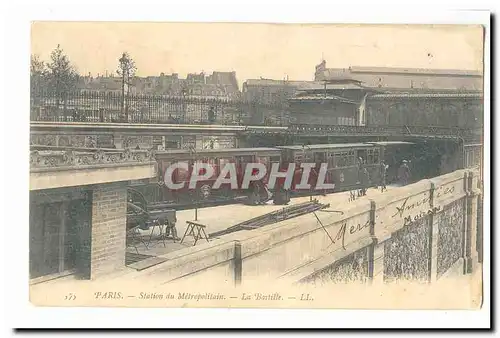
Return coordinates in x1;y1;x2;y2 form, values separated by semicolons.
30;149;483;299
29;76;484;290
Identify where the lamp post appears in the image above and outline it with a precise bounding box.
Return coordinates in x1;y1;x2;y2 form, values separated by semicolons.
181;85;188;124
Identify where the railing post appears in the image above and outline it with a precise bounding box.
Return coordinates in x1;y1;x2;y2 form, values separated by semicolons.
367;200;385;285
233;241;242;286
428;182;438;283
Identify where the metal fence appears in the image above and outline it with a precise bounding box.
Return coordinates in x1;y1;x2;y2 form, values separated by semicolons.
29;90;481;140
30;90;290;126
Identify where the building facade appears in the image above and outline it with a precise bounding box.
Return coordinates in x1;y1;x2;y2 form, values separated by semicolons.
288;79;375;126
314;60;483;91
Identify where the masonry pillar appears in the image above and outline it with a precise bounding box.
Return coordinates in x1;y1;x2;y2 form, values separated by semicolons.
90;182;128;280
195;135;203;149
477;193;483;264
113;133;124;149
464;170;481;273
428;182;439;283
233;241;242;287
368;200;386;285
369;239;387;286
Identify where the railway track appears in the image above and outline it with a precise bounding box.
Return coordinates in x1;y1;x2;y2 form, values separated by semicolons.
208;200;330;238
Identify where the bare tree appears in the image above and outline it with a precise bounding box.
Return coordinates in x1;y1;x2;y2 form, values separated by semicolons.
117;52;137;121
46;45;79;114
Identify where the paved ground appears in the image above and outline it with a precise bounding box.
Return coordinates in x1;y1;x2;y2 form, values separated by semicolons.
127;185;398;258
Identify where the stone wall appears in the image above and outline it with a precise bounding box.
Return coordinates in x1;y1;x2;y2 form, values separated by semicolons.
128;168;482;286
366;96;482;128
90;182;128;279
31;133;237;150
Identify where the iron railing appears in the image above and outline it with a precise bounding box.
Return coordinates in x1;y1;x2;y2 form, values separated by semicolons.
288;124;480;139
30;90;482;139
30;90;289;126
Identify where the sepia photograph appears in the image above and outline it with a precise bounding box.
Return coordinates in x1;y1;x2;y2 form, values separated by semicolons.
7;5;490;329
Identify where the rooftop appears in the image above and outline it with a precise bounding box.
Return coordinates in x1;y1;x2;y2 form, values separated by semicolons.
349;66;483;77
288;94;359;104
244;79;314;87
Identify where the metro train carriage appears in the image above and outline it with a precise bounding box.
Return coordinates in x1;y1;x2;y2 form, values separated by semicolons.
276;143;381;193
129;141;417;207
154;147;282;204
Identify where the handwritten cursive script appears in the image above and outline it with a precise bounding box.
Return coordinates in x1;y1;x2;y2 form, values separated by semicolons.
435;185;455;199
392;195;430;219
402;206;441;227
332;219;372;250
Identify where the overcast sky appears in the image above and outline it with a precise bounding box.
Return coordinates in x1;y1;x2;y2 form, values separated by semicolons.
31;22;484;86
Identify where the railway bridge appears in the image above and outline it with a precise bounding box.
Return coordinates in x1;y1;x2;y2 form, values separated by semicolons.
30;121;483;177
30;121;481;147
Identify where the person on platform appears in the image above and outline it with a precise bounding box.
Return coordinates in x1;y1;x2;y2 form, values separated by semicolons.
356;157;364;197
249;180;271;205
398;160;411;186
379;160;388;192
360;167;370;196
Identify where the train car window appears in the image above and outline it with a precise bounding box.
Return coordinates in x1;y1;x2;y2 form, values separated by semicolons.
328;153;336;168
256;156;269;166
294;152;304;164
334;153;340;168
314;152;326;163
256;156;270;173
280;150;291;163
207;158;218;179
348;150;355;166
367;150;374;164
219;158;231;172
176;161;190;183
337;152;347;167
192;159;215;180
158;160;172;182
238;155;253;173
304;151;313;162
357;149;367;164
270;156;281;164
238;155;253;164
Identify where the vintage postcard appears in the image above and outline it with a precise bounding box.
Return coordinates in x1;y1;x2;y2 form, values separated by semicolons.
27;19;487;314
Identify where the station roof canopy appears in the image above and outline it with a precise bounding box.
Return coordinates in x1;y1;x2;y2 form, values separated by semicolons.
277;143;375;151
155;147;282;159
367;141;415;146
